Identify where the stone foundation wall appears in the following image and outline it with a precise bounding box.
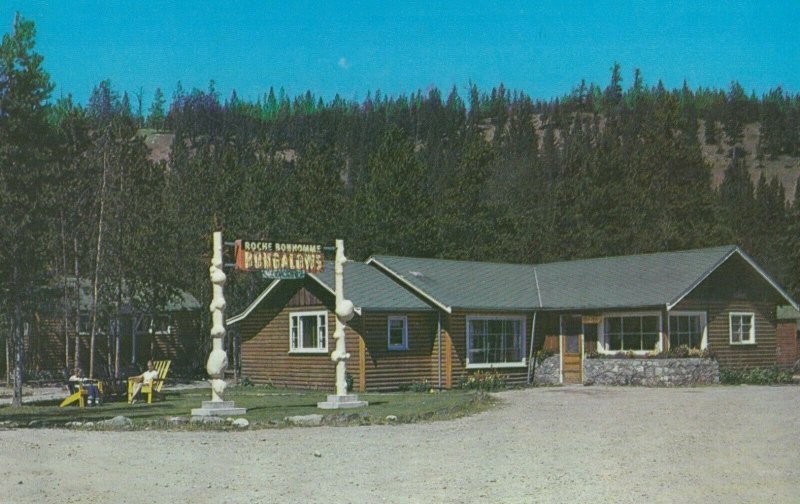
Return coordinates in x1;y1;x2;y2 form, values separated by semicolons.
532;355;561;385
584;358;719;386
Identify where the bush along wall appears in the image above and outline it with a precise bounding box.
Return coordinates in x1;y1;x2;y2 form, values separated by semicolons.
584;358;719;386
719;367;794;385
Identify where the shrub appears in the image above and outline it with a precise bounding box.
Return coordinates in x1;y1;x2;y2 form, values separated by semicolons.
458;370;507;391
534;350;555;365
399;379;433;393
720;367;793;385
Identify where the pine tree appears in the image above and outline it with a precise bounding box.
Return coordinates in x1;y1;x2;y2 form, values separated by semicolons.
351;127;435;258
718;154;756;250
0;14;54;406
147;87;166;130
786;177;800;299
723;81;747;149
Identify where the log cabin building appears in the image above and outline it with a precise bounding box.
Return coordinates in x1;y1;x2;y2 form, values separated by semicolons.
229;261;437;391
19;278;203;377
231;245;799;390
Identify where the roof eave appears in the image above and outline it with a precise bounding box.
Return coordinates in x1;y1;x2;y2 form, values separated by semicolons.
227;279;282;325
665;246;738;311
666;247;800;312
366;257;452;313
306;272;362;316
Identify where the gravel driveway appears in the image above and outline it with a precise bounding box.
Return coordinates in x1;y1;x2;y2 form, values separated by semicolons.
1;385;798;503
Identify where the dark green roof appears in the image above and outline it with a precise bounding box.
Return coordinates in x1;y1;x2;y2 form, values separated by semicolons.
370;245;798;312
314;261;433;311
777;305;800;320
535;245;738;310
368;255;540;311
57;277;201;312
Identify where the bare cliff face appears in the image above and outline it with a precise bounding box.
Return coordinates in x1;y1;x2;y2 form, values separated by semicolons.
700;121;800;202
141;130;174;164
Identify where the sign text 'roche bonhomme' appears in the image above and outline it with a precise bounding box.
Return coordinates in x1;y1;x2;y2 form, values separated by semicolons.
234;240;324;275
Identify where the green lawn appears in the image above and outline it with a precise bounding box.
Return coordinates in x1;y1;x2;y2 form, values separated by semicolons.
0;387;494;429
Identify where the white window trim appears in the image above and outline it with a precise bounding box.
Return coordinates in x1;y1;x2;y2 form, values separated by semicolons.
729;311;756;345
598;311;663;355
289;310;328;354
667;311;708;350
387;316;409;351
465;315;527;369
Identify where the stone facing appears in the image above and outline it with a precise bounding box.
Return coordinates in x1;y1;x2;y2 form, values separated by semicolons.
532;355;561;385
583;358;719;386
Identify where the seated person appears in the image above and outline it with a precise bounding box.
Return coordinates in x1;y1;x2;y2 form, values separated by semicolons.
68;367;101;406
129;360;160;404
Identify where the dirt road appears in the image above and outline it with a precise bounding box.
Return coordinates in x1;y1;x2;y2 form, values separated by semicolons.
1;385;797;503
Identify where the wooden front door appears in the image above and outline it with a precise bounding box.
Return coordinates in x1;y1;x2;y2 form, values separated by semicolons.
561;315;583;384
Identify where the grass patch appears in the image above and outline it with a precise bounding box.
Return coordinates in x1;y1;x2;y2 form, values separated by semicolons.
0;387;494;430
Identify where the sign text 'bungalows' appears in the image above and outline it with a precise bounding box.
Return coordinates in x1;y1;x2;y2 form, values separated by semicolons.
234;240;324;275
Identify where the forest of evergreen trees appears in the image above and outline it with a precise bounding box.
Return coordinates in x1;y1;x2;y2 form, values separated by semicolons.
2;18;800;399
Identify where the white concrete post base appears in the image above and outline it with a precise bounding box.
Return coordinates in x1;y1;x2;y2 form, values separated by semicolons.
191;400;247;417
317;394;368;409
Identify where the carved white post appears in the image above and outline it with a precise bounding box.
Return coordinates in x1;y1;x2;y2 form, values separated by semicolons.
192;231;246;417
332;239;353;395
318;239;367;409
207;231;228;401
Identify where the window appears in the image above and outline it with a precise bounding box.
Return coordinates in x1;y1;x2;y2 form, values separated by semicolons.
152;314;172;334
387;316;408;350
290;311;328;353
78;313;104;335
561;315;582;354
466;316;526;368
78;313;91;335
668;312;706;349
604;314;660;352
729;312;755;344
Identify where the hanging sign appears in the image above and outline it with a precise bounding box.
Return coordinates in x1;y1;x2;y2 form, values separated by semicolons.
262;270;306;280
234;240;325;274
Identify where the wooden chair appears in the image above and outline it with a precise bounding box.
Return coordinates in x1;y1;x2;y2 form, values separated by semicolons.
59;380;104;408
127;360;171;404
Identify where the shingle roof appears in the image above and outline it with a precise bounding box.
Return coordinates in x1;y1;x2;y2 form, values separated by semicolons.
55;277;201;312
368;255;541;311
313;261;432;311
535;245;738;310
231;245;798;323
369;245;795;312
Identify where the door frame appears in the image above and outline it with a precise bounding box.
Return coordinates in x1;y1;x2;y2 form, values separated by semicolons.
559;314;584;384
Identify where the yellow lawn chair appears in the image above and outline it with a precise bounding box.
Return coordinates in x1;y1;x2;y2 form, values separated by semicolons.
59;380;104;408
127;360;171;404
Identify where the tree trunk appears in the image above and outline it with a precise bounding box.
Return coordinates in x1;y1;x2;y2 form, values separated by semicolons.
89;151;108;378
11;267;24;408
73;236;81;370
114;281;122;378
5;325;10;386
114;316;121;378
4;334;11;387
61;212;71;372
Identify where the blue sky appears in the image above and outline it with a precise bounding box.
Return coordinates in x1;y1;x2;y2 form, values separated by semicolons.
5;1;799;108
